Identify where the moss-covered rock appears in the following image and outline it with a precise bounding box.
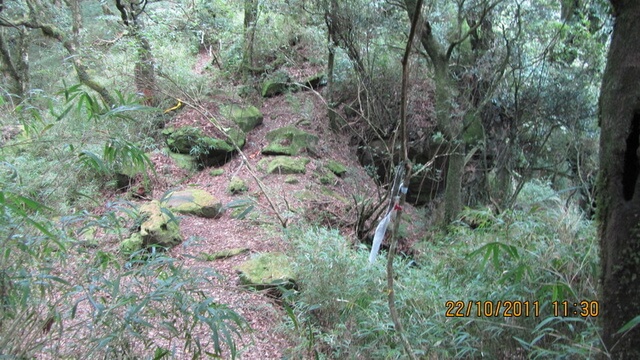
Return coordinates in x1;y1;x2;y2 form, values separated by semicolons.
221;104;263;132
200;248;249;261
260;156;310;174
236;252;296;290
164;127;201;154
261;72;291;97
125;200;182;252
326;160;347;177
302;73;327;89
163;126;246;167
318;173;335;185
121;232;143;255
262;81;289;98
209;168;224;176
227;176;248;194
225;127;246;148
262;126;318;156
163;189;222;218
169;152;198;171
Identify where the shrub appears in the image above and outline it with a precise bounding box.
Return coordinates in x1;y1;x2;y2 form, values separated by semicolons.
285;184;602;358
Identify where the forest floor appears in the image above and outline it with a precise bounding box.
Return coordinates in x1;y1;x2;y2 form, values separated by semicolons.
153;51;435;358
55;50;432;359
114;52;383;358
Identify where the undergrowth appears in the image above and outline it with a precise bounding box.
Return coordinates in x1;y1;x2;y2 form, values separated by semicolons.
0;83;249;358
0;193;248;358
284;181;602;359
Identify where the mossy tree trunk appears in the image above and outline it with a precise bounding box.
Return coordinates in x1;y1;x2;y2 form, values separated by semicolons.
403;0;503;223
115;0;157;106
403;0;465;223
242;0;258;81
324;0;340;131
10;23;116;107
0;26;29;98
597;1;640;357
1;0;116;107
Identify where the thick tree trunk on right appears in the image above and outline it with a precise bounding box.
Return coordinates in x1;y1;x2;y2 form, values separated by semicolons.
597;1;640;357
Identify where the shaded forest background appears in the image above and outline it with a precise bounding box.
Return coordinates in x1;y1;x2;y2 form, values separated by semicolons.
0;0;626;358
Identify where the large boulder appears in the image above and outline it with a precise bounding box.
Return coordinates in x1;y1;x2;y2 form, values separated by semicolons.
121;200;182;254
163;126;246;167
163;189;222;218
262;126;318;156
221;104;263;132
236;253;296;290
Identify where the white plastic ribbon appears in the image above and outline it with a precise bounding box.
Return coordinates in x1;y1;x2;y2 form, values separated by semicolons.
369;209;394;263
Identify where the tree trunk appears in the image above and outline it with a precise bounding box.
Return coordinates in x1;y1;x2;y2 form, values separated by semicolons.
39;22;116;107
114;0;157;106
0;28;29;97
242;0;258;81
325;0;340;131
598;1;640;358
405;0;464;223
133;32;156;106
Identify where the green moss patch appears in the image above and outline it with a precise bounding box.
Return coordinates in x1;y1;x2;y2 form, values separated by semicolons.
236;253;296;289
209;168;224;176
199;248;249;261
169;152;198;171
227;176;248;194
163;126;246;167
163;189;222;218
260;156;310;174
220;104;263;132
262;126;318;156
127;200;183;252
326;160;347;177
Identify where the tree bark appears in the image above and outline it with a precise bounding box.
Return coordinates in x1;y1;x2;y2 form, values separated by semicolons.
404;0;464;222
115;0;156;106
0;28;29;97
598;1;640;357
242;0;258;81
324;0;340;131
40;22;116;107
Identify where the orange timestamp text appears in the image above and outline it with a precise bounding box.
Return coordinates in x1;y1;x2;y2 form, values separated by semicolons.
445;300;540;318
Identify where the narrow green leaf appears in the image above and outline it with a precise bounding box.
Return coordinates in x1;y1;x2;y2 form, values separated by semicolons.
616;315;640;335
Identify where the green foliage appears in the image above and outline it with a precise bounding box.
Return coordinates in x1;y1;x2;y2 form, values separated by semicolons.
76;252;249;359
78;137;154;185
0;190;69;357
0;193;248;358
223;198;256;220
286;184;602;358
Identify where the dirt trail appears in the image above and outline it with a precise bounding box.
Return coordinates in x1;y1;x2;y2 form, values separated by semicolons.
150;53;379;357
